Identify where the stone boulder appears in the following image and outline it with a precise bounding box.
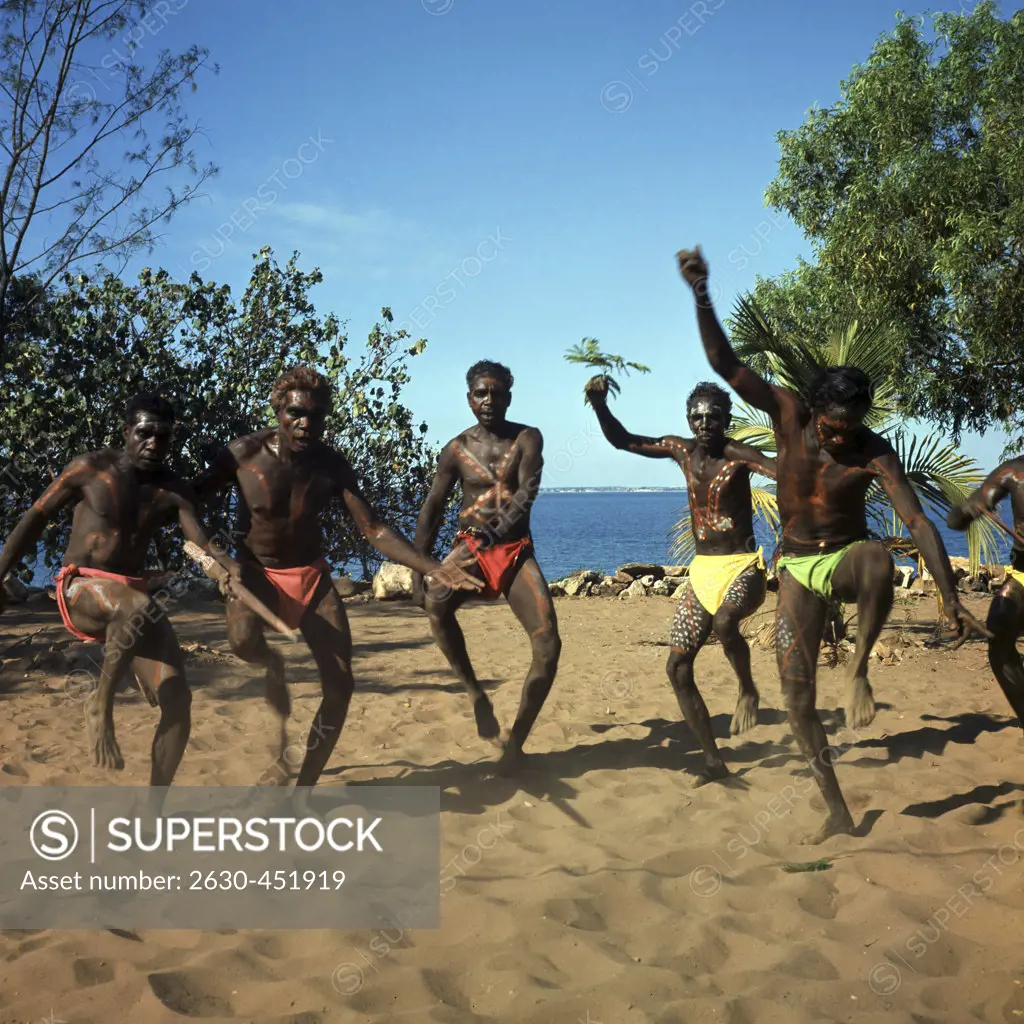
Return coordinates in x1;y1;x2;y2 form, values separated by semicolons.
593;576;628;597
893;565;916;589
661;565;688;577
372;562;414;600
651;579;673;596
619;579;649;599
564;570;601;597
664;575;687;591
334;577;372;598
615;563;665;583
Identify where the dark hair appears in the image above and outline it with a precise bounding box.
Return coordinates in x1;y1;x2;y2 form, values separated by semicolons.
270;365;333;412
810;365;874;412
125;392;174;425
466;360;513;391
686;380;732;418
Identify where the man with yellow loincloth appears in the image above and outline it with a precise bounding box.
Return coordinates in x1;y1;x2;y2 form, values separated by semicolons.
680;243;989;842
587;375;776;787
947;456;1024;732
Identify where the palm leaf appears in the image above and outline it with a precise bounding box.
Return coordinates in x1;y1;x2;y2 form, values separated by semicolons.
730;402;777;454
887;429;1002;574
730;296;823;396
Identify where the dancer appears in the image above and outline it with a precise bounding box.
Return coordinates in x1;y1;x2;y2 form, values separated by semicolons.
412;360;560;774
193;366;482;786
586;374;776;785
0;393;238;784
947;457;1024;730
677;245;989;841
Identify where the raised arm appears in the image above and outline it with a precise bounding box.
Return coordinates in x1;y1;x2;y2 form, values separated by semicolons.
585;377;689;460
333;454;482;593
724;439;777;481
873;449;990;642
946;458;1022;530
676;246;783;420
0;457;92;606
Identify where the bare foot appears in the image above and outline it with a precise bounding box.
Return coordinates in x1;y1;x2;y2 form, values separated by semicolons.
844;676;876;729
256;757;292;786
730;691;759;735
85;696;124;770
487;736;522;778
800;810;855;845
473;694;502;744
691;762;730;788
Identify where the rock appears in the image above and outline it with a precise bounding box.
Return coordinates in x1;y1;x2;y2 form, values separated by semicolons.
664;575;687;590
564;570;601;597
372;563;413;600
618;579;649;599
661;565;688;577
968;571;991;593
333;577;371;598
2;576;36;604
651;579;673;596
596;577;628;597
639;574;656;588
893;565;916;589
616;563;665;582
548;581;567;597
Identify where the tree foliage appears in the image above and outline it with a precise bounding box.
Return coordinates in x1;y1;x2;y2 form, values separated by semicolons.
0;248;456;581
757;1;1024;447
0;0;217;366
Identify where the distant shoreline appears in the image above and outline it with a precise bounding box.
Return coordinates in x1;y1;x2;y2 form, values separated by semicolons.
539;486;777;494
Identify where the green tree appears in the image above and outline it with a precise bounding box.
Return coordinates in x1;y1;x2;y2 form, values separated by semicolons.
757;1;1024;448
0;0;217;367
0;247;457;581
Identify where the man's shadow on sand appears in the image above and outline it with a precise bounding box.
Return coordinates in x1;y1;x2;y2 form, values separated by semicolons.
329;708;1021;835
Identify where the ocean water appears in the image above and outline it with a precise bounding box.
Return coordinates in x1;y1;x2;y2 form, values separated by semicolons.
528;490;1015;582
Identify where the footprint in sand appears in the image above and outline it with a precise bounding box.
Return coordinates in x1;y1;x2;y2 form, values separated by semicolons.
148;971;236;1017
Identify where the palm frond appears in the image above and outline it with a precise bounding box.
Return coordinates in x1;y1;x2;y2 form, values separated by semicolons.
750;486;780;530
730;295;823;396
730;402;777;455
888;429;1002;573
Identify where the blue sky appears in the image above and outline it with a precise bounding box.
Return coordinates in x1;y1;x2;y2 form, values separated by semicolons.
114;0;1005;488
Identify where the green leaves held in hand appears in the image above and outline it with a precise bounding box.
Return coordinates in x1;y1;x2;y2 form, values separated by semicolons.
566;338;650;405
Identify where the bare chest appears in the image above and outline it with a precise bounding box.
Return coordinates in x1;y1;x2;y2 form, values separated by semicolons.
80;474;171;535
236;458;330;518
683;453;749;506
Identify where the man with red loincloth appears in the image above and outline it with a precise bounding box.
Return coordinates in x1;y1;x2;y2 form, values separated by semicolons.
412;360;561;774
0;393;241;785
193;366;483;786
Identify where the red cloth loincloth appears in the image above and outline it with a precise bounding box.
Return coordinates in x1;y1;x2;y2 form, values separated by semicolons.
54;565;151;643
457;532;533;599
260;559;330;629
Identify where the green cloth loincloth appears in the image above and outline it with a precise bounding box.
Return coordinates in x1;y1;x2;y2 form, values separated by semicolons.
775;541;870;601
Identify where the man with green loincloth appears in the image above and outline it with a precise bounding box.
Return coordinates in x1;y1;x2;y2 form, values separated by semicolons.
678;244;990;843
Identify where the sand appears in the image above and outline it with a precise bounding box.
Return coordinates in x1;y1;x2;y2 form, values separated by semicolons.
1;586;1023;1023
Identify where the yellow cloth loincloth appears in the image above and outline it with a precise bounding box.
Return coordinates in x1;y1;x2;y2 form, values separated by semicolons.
688;548;766;615
1004;566;1024;589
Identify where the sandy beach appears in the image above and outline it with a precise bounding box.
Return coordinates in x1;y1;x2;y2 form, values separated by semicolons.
1;586;1023;1023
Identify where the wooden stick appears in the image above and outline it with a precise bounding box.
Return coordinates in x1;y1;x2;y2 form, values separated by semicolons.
182;542;300;641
